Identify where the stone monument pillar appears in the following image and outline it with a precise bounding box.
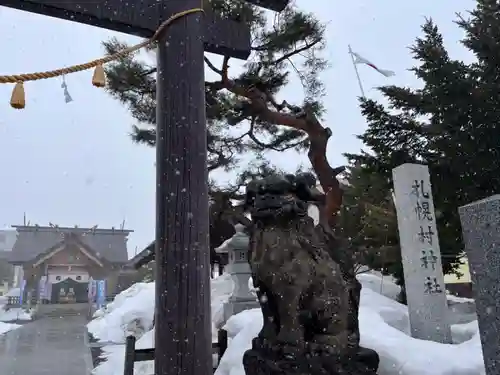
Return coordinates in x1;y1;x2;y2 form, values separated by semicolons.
459;195;500;375
392;163;451;343
216;224;259;322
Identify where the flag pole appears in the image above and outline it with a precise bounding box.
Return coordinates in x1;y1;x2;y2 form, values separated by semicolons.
348;45;366;99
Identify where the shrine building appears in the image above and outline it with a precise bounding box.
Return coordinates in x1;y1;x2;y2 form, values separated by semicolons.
8;225;132;304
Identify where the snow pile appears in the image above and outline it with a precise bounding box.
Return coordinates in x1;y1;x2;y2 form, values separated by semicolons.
0;321;20;335
4;287;20;297
0;288;34;322
88;274;234;345
211;273;234;339
88;282;155;343
215;275;485;375
90;273;234;375
356;272;401;300
90;272;485;375
0;307;32;322
0;287;20;306
94;328;155;375
358;287;483;375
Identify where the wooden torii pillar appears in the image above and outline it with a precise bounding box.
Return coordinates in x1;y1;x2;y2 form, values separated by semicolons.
0;0;289;374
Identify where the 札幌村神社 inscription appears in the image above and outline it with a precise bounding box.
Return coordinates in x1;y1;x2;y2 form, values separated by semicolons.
412;178;443;295
392;163;451;343
0;1;290;375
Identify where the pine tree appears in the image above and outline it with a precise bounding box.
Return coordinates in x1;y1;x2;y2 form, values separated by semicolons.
336;161;404;300
103;0;348;270
102;1;328;176
347;1;500;283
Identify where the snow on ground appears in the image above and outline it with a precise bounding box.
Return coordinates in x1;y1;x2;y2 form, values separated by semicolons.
0;321;20;335
0;287;20;306
89;273;235;375
211;273;234;341
356;272;402;300
88;282;155;343
216;275;484;375
88;273;234;344
94;328;155;375
89;272;485;375
0;288;23;331
0;288;33;322
0;307;32;322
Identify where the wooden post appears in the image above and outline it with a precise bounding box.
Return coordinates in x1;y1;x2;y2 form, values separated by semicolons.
154;1;211;374
123;335;136;375
217;329;228;359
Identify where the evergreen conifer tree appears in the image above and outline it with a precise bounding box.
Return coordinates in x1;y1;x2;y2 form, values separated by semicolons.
347;1;500;283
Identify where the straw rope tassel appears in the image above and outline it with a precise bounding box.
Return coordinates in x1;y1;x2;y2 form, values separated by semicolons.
92;65;106;87
0;6;204;109
10;82;25;109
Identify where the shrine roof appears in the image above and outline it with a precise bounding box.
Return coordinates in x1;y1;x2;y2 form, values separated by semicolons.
8;225;132;264
125;240;155;270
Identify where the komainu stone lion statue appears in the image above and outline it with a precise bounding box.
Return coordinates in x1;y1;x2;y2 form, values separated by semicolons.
242;173;379;375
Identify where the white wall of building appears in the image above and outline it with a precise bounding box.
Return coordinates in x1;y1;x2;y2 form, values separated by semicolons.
0;229;18;252
0;229;19;288
13;265;23;288
47;267;89;283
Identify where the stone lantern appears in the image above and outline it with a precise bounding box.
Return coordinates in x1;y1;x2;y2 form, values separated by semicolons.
216;224;259;321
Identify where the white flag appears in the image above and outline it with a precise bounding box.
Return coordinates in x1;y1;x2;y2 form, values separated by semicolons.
350;51;395;77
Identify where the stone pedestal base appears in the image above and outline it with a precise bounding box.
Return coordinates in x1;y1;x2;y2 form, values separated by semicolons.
243;338;379;375
223;298;259;322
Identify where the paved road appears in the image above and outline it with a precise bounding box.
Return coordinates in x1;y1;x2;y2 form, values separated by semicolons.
0;311;92;375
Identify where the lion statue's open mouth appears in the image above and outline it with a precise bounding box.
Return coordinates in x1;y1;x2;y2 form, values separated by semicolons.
244;172;323;223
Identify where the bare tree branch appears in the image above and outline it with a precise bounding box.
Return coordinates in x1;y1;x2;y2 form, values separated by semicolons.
271;39;321;65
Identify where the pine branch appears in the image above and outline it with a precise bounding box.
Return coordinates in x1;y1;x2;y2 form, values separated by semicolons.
270;39;321;65
206;71;344;225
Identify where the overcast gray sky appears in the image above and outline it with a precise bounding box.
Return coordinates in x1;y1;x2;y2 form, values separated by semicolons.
0;0;475;256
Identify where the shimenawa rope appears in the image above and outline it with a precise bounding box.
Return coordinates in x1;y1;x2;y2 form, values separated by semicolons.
0;7;204;109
